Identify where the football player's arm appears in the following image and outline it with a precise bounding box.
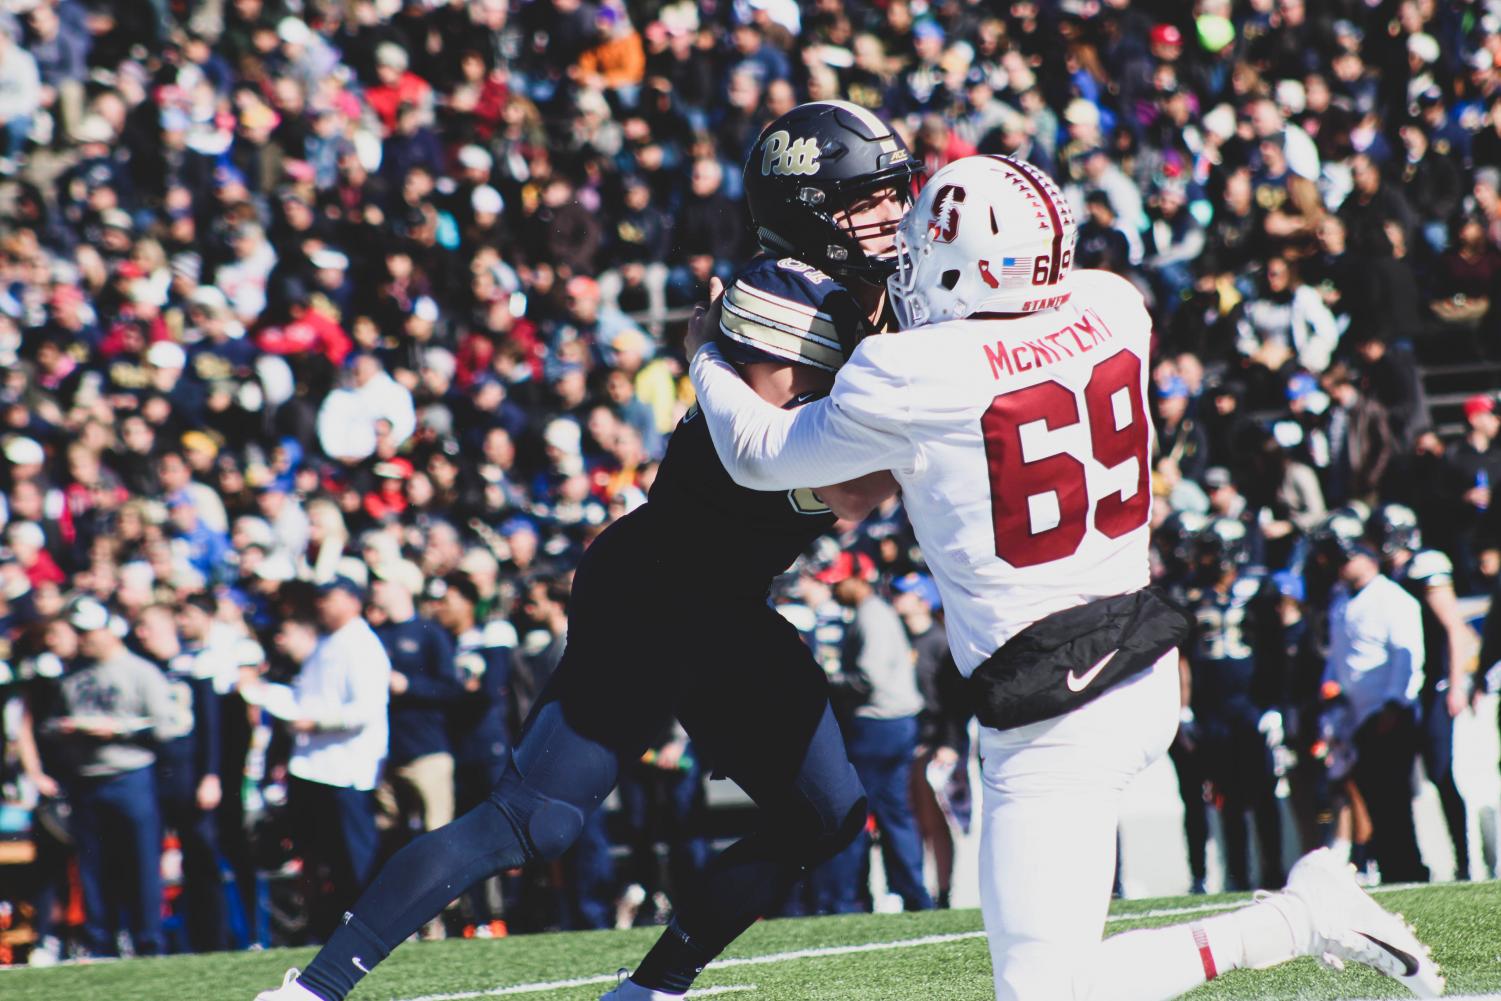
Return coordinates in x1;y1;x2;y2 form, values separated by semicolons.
738;358;899;519
1423;578;1479;715
816;471;901;522
716;289;902;518
690;341;915;491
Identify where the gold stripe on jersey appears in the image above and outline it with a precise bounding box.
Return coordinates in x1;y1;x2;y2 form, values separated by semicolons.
726;281;843;343
719;308;845;371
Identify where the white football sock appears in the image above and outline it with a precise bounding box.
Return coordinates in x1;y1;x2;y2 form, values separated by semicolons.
1200;893;1310;970
1088;896;1309;1001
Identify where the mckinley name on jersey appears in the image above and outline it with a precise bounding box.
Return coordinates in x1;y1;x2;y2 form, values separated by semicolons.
690;267;1158;673
647;254;873;590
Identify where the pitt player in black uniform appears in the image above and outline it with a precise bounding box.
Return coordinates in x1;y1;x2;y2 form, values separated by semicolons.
1372;502;1474;878
1182;517;1286;891
257;101;921;1001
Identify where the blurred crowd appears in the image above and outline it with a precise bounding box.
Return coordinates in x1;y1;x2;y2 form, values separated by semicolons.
4;0;1501;968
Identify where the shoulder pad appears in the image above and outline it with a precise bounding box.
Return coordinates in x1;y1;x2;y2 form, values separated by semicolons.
481;620;518;648
718;255;866;373
1409;549;1454;586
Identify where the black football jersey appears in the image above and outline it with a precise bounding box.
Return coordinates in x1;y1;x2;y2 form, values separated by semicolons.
647;255;873;592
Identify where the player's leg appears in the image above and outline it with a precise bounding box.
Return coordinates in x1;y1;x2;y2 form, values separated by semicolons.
1210;728;1254;893
269;529;675;1001
978;653;1182;1000
1071;674;1443;998
1094;842;1446;1000
910;749;956;907
1247;741;1286;888
617;607;867;997
1167;738;1209;892
1352;706;1428;883
1422;688;1470;877
278;699;624;1001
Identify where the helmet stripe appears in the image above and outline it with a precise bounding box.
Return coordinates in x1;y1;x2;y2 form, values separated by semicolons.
807;100;893;139
987;156;1064;285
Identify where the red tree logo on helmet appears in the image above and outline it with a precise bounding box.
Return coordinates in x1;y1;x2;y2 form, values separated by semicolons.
928;185;966;243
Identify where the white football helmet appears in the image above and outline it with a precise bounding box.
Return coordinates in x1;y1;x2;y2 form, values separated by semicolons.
888;155;1078;329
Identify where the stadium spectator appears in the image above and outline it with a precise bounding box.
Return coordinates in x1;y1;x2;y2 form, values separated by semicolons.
252;579;391;941
816;551;932;914
135;600;226;953
56;597;190;957
371;566;461;844
891;572;967;911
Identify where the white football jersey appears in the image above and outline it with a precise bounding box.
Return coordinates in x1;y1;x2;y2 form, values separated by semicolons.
690;269;1155;675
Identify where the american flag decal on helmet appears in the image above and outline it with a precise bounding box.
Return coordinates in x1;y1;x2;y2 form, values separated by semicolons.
998;258;1034;286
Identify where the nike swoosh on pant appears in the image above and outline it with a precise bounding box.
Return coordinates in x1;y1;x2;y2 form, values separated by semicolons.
1357;932;1421;977
1066;649;1118;693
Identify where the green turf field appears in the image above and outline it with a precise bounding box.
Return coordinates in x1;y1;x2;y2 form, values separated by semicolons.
4;881;1498;1001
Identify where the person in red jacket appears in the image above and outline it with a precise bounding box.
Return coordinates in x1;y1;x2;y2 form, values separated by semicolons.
364;43;432;136
256;295;353;367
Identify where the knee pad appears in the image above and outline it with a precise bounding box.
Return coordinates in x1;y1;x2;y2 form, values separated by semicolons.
812;794;870;865
490;702;619;861
490;761;586;861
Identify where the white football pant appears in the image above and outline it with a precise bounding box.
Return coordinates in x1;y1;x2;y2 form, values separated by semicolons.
979;651;1219;1001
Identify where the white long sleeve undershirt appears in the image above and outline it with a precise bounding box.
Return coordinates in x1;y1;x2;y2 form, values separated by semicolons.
688;342;916;491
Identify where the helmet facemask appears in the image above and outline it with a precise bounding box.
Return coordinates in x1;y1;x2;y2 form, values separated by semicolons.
819;171;919;281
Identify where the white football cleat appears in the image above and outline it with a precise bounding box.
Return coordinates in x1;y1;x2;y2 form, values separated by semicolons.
1270;848;1444;998
597;970;683;1000
254;969;324;1001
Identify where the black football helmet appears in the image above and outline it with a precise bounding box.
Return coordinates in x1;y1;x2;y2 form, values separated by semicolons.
1370;503;1422;557
744;101;923;283
1310;507;1369;564
1155;510;1210;577
1191;517;1251;580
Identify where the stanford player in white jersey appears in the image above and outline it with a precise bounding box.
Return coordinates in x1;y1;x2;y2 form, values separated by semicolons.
685;155;1443;1000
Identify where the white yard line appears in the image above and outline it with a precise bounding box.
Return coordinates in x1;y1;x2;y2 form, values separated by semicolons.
396;979;757;1000
387;882;1487;1001
686;988;757;997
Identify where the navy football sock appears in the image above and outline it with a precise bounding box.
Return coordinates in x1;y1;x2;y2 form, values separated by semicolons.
297;798;530;1000
634;707;866;993
297;704;619;1001
631;920;720;995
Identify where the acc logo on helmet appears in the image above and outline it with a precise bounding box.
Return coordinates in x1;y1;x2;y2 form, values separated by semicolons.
761;130;821;176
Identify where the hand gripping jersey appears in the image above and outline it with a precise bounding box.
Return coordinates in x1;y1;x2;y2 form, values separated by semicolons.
648;255;871;591
690;268;1156;673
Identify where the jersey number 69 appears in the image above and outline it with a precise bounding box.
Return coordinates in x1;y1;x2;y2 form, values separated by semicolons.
979;349;1150;568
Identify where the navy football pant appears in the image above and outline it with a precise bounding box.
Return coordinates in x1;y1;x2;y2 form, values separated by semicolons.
156;751;226;952
1421;688;1470;877
298;515;867;1001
